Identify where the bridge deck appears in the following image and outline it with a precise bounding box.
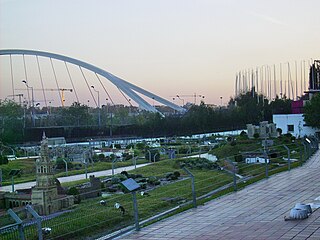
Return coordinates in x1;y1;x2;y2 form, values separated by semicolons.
119;147;320;240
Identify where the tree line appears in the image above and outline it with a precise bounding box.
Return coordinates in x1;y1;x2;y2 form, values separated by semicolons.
1;90;318;144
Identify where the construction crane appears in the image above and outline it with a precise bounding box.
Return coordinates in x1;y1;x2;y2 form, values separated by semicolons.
15;88;73;107
6;94;23;105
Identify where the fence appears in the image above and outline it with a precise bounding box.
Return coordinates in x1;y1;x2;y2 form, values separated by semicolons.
0;138;318;240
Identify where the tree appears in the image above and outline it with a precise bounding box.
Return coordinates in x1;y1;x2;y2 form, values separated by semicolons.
228;90;267;124
269;95;292;114
304;94;320;128
58;102;91;126
0;100;24;143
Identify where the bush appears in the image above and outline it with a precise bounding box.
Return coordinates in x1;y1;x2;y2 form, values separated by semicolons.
136;142;146;150
98;154;106;162
234;155;243;162
67;187;79;196
56;158;73;169
0;155;8;165
173;171;181;178
253;133;260;139
111;177;121;184
283;133;292;138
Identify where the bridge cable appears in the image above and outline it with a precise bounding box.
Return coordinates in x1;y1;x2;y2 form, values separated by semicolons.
9;55;15;100
36;56;48;109
50;58;63;106
79;66;98;107
118;88;133;107
64;61;79;103
22;54;31;107
94;73;115;106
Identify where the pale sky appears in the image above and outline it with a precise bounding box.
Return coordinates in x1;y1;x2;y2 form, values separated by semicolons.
0;0;319;106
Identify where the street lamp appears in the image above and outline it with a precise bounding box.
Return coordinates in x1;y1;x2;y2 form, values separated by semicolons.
22;80;34;108
22;80;35;126
176;95;184;106
91;85;101;127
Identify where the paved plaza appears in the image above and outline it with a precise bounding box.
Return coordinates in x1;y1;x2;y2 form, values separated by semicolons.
119;148;320;240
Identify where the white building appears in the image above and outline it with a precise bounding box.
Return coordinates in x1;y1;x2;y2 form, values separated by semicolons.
273;114;319;138
245;157;269;164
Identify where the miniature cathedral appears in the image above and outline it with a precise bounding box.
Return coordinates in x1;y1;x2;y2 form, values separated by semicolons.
31;132;73;215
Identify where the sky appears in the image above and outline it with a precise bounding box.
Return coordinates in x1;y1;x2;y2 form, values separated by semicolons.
0;0;320;107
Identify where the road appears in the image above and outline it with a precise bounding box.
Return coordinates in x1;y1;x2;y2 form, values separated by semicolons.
0;163;150;192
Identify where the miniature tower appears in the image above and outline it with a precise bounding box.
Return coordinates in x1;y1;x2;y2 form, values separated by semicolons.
31;132;58;215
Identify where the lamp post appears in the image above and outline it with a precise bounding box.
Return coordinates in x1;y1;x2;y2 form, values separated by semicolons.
62;159;68;176
91;85;101;127
22;80;35;126
22;80;34;108
176;95;184;106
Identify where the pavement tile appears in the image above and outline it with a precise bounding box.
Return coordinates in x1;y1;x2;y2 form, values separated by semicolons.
118;148;320;240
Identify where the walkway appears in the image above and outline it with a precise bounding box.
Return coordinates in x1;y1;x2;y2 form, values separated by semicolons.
0;163;150;192
119;149;320;240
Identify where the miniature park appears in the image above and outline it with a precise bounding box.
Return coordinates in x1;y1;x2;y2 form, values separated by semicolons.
0;122;318;239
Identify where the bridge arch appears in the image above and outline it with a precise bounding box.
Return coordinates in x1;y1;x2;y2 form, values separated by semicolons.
0;49;186;114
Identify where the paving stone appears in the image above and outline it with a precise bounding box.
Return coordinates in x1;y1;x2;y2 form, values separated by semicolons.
118;148;320;240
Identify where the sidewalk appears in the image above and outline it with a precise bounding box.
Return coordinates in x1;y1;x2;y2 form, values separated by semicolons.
0;163;150;192
119;149;320;240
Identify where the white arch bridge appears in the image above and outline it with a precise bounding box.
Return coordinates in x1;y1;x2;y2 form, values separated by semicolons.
0;49;185;114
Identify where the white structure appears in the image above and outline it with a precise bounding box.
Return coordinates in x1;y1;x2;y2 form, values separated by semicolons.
245;157;269;164
273;114;319;138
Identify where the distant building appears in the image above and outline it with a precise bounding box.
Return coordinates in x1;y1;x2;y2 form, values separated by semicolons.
272;60;320;139
246;121;277;139
273;114;319;138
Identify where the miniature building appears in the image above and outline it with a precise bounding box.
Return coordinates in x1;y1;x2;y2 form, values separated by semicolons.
0;134;73;213
247;121;277;139
31;133;73;215
245;156;269;164
77;175;102;200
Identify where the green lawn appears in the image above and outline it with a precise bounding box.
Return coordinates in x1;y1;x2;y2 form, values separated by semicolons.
0;136;313;240
0;158;148;186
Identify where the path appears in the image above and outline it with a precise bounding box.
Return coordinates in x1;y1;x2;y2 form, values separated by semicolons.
118;148;320;240
0;163;150;192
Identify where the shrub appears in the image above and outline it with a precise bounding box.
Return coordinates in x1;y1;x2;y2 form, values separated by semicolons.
67;187;79;196
173;171;180;178
147;176;160;185
253;133;260;139
98;154;106;162
230;141;237;146
0;155;8;165
111;177;121;184
234;155;243;162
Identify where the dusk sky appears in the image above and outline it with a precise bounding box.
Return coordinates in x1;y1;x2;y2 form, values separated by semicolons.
1;0;319;106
